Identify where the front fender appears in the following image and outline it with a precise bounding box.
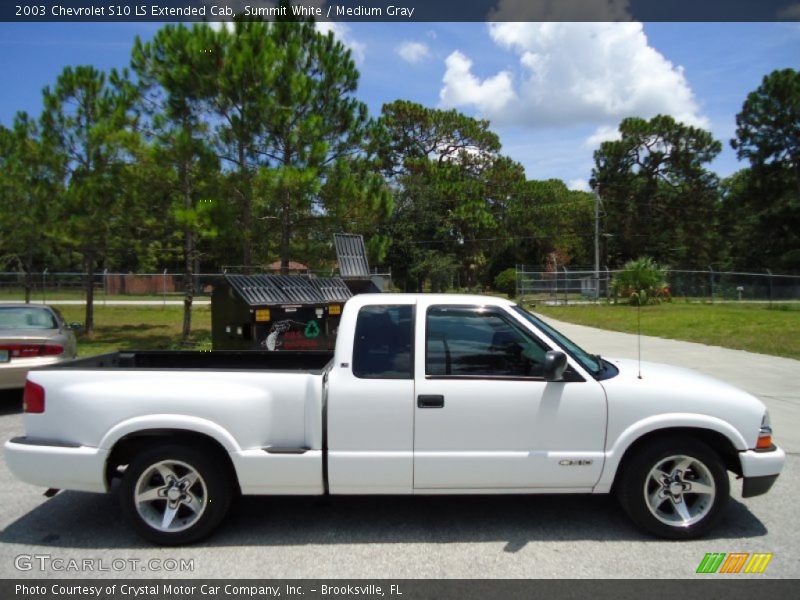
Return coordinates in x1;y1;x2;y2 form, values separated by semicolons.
594;413;747;493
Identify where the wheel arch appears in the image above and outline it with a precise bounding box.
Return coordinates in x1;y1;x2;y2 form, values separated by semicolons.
610;426;743;493
105;428;240;495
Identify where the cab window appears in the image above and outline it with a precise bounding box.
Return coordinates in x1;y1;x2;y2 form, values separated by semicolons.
426;306;548;378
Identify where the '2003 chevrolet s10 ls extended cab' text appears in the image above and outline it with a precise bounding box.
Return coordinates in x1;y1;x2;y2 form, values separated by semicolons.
4;294;784;544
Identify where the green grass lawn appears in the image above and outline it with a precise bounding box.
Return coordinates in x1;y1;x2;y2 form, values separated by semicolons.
534;302;800;360
57;305;212;357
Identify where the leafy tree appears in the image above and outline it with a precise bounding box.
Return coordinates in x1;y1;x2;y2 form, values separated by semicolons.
258;12;372;273
209;10;375;273
374;99;502;177
377;101;519;290
107;142;183;272
387;159;501;291
728;69;800;270
132;23;220;340
210;19;273;268
495;179;594;275
0;113;63;301
592;115;722;269
41;65;138;336
315;156;394;267
733;68;800;194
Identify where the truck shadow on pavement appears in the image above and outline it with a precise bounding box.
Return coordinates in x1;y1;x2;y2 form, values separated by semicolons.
0;489;768;550
0;390;23;415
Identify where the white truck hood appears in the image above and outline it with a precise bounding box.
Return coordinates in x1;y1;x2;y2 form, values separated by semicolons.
599;357;767;449
606;357;753;395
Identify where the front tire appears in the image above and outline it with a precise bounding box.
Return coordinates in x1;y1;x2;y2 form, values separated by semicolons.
617;437;729;539
119;443;232;545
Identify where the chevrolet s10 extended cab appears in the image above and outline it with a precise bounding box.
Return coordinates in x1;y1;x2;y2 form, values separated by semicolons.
4;294;785;544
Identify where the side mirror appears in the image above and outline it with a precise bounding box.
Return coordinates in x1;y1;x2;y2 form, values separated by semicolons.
544;350;568;382
68;322;83;332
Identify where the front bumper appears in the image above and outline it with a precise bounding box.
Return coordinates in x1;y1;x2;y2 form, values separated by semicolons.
739;445;785;498
742;474;779;498
3;437;108;493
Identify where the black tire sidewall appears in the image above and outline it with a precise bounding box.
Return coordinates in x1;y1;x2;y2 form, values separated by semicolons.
617;437;730;539
119;443;232;545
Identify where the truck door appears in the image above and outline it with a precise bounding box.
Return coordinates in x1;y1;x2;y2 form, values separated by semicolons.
413;303;606;490
327;302;416;494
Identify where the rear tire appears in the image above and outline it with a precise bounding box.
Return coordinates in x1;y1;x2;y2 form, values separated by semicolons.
119;443;232;545
616;436;729;539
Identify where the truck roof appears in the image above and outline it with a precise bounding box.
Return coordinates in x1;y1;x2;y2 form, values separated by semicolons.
349;293;516;307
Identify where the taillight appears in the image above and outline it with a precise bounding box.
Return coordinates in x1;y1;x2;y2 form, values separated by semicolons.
40;344;64;356
0;344;64;357
23;380;45;413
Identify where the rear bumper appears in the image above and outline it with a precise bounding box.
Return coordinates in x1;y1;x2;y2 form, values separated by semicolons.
739;445;785;498
3;437;108;493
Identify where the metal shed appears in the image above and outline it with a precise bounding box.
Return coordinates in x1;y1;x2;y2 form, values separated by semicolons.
211;274;352;351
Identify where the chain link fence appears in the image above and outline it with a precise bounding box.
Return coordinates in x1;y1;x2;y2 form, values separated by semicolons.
2;268;799;305
516;265;800;305
0;272;230;303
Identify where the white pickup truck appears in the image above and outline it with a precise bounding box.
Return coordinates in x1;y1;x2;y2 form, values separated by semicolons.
4;294;784;544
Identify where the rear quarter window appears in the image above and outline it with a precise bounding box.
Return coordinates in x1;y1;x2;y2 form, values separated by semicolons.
352;305;414;379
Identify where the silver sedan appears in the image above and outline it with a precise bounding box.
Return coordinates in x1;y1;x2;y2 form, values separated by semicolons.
0;304;78;390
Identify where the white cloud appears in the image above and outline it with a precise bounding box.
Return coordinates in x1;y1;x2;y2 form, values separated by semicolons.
315;22;366;64
439;51;516;115
440;22;707;130
584;124;622;149
397;41;430;64
567;178;591;192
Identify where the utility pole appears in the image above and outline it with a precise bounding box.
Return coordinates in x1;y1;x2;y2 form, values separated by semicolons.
594;187;601;302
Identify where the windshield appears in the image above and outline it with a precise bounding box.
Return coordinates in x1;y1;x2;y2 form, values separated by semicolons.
0;307;58;330
511;306;601;375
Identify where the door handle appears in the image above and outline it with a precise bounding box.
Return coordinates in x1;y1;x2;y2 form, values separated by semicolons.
417;394;445;408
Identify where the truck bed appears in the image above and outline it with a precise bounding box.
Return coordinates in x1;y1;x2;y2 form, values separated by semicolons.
52;350;333;372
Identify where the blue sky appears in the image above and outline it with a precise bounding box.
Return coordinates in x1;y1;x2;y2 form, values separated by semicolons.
1;21;798;188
